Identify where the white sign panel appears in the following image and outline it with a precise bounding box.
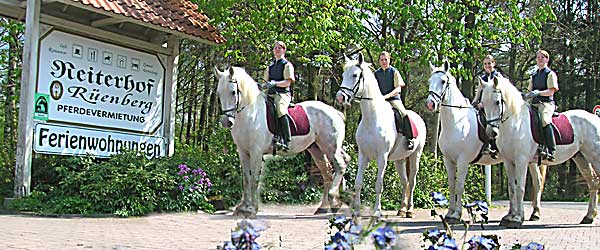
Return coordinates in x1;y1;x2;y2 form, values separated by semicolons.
37;30;165;133
34;123;165;158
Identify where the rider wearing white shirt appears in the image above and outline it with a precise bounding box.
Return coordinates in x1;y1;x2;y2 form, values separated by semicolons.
527;50;559;161
374;51;414;150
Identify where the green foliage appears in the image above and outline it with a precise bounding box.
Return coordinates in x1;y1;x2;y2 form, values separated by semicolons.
261;154;322;204
8;151;216;216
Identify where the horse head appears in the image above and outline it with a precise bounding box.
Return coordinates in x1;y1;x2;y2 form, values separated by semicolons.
425;61;454;112
480;76;504;138
214;66;238;128
337;53;372;105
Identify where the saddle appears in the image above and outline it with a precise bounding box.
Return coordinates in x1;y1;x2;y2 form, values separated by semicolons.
529;107;574;145
265;96;310;137
392;109;418;137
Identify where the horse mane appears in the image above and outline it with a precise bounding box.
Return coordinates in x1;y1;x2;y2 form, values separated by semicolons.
494;76;525;116
231;66;261;105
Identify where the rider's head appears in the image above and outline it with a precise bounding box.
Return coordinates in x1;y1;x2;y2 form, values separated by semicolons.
379;51;391;70
483;55;496;74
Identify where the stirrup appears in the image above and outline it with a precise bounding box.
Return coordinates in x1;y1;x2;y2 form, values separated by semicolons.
275;142;289;151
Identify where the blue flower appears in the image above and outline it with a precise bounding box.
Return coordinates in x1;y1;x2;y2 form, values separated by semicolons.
467;235;497;250
371;225;396;249
465;201;489;215
222;241;236;250
439;237;458;250
431;192;448;207
426;228;441;241
520;242;544;250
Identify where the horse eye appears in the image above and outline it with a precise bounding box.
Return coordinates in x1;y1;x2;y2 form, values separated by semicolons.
495;101;500;105
353;74;358;78
231;90;236;95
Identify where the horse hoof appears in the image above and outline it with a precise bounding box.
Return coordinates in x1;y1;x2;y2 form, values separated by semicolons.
504;220;523;229
499;219;507;227
397;210;406;217
331;207;342;214
406;211;414;218
445;216;461;224
314;208;330;215
233;207;256;219
529;214;541;221
580;217;594;224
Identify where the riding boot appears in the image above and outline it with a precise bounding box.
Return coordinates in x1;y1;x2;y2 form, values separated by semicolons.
544;125;556;161
403;116;415;150
278;115;291;151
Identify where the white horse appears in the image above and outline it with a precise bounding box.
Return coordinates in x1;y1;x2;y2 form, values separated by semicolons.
214;67;349;218
480;76;600;228
336;53;426;218
425;62;549;223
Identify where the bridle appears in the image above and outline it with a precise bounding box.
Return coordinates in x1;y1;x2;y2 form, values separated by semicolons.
484;88;508;128
220;76;248;119
339;65;373;102
428;70;472;110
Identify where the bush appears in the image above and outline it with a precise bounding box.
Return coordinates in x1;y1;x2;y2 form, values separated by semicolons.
261;153;322;204
9;151;215;216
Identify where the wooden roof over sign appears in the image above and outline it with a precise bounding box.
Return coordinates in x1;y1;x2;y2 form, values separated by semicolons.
67;0;226;44
0;0;226;45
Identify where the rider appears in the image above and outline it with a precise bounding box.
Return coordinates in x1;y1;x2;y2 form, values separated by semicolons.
374;51;414;150
526;50;559;161
263;41;295;151
473;55;503;159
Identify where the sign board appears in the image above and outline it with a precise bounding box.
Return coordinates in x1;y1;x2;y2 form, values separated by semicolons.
36;30;165;134
594;105;600;117
34;123;165;158
33;93;49;121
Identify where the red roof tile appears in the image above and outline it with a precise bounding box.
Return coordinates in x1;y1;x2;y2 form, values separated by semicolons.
69;0;226;44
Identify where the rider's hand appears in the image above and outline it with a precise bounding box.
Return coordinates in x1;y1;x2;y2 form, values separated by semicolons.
261;81;276;89
524;90;540;99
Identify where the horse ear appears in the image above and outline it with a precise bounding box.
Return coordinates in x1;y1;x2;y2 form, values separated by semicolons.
344;54;350;63
213;66;223;77
358;53;364;65
443;61;450;71
429;61;435;71
493;75;499;88
477;76;484;85
228;67;234;76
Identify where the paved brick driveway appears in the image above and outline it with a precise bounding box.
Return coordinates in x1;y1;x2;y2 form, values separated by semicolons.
1;202;598;249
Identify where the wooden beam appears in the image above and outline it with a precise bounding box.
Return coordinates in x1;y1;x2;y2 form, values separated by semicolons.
90;17;125;27
162;36;180;156
51;0;218;45
14;0;41;198
0;0;24;20
41;14;172;55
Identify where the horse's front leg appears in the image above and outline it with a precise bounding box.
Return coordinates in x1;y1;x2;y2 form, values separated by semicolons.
500;161;517;226
248;152;264;214
353;151;369;219
528;163;546;221
503;160;528;228
443;156;460;223
234;150;256;218
373;153;390;218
